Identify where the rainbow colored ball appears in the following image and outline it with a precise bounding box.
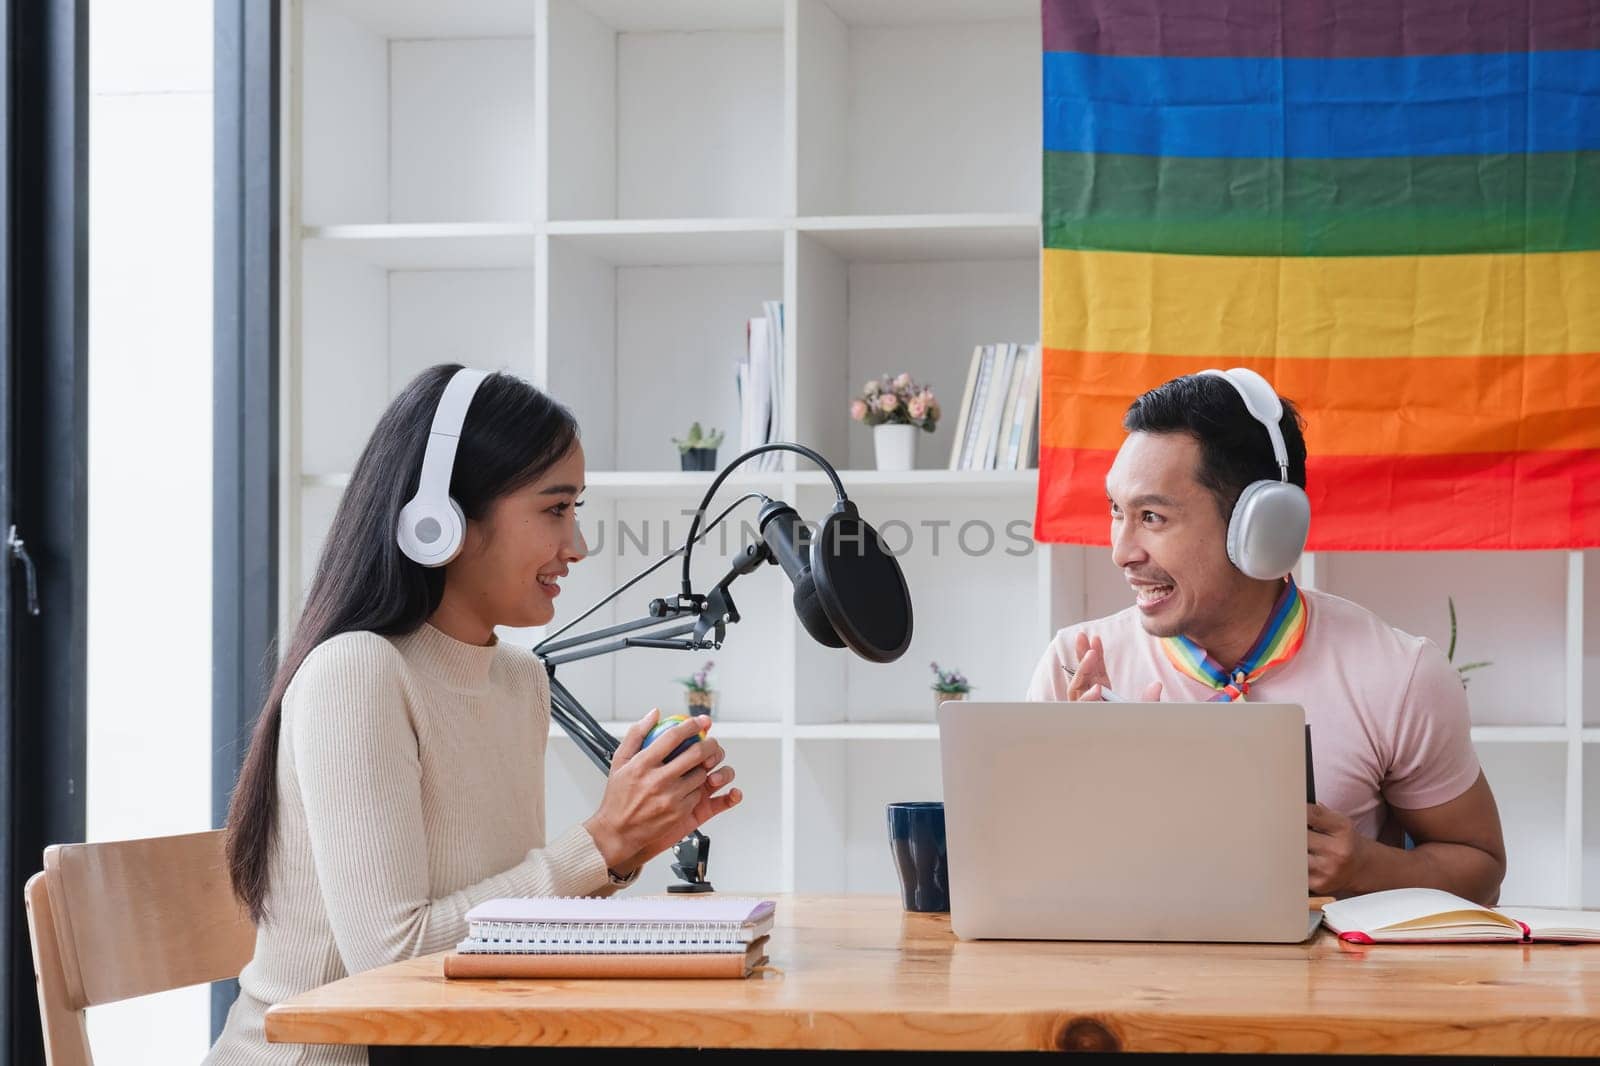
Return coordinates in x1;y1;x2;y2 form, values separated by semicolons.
642;714;707;762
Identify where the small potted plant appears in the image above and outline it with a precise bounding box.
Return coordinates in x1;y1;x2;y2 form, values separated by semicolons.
930;661;971;712
850;373;940;472
677;660;717;715
673;422;724;471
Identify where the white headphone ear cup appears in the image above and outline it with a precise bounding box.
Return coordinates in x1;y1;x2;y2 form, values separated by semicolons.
396;496;467;567
1224;484;1251;573
396;499;427;565
1228;480;1310;580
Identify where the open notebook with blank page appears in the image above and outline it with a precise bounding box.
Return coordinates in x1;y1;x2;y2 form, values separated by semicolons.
1321;889;1600;944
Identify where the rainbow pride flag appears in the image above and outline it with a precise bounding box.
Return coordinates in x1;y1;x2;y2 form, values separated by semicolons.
1036;1;1600;550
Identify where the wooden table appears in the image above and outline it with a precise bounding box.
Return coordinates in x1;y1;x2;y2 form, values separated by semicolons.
265;895;1600;1057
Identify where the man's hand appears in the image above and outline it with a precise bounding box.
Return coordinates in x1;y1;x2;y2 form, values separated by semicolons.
1067;632;1163;702
1307;802;1371;896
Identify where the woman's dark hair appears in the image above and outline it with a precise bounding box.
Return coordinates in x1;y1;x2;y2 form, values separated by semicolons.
1123;373;1307;517
226;364;579;921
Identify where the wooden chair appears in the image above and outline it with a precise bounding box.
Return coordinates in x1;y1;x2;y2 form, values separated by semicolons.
23;830;256;1066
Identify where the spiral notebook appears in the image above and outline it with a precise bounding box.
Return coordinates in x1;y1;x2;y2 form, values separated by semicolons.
444;896;776;979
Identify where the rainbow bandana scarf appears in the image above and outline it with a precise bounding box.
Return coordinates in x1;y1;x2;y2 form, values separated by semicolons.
1161;578;1308;701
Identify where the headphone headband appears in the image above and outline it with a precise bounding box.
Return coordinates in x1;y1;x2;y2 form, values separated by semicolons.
416;368;491;500
1199;368;1289;482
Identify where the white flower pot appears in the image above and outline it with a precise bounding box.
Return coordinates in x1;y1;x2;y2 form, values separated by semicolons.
873;424;917;471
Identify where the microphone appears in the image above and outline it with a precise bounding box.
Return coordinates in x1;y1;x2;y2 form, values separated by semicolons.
757;499;845;650
757;496;913;664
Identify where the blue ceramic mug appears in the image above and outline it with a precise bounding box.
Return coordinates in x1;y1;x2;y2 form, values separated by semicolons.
887;801;949;912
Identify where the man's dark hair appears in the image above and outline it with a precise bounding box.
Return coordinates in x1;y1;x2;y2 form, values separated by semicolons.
1123;373;1307;517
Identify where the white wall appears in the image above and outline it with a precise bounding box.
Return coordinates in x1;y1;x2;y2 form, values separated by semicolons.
87;0;214;1061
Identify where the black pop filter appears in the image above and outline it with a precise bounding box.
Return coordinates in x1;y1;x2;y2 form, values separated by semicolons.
809;502;913;663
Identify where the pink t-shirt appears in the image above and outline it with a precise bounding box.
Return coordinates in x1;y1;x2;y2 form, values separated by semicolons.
1024;588;1481;842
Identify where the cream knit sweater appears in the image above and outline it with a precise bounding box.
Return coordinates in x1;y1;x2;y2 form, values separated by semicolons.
205;623;624;1065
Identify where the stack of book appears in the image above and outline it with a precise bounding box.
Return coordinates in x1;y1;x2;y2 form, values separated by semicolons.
444;895;776;979
946;342;1041;471
736;299;785;471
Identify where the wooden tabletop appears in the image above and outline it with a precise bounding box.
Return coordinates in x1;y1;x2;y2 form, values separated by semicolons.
265;894;1600;1055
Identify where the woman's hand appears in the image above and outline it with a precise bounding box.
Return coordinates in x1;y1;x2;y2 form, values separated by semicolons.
583;708;741;876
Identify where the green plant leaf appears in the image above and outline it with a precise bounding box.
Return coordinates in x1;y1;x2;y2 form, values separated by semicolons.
1447;596;1459;662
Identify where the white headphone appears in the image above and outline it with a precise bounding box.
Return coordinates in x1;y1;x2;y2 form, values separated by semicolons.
396;367;491;567
1198;368;1310;581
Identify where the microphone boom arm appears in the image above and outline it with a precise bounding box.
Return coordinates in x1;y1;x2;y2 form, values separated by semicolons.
541;542;770;670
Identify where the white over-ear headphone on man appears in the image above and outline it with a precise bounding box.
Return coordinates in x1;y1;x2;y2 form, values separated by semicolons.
1197;368;1310;582
396;367;491;567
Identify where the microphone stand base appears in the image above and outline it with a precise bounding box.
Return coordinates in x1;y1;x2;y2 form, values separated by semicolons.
666;830;714;893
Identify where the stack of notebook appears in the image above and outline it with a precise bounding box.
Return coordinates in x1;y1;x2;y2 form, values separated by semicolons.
444;895;776;979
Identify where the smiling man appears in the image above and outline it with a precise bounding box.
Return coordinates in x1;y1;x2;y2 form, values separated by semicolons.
1025;371;1506;906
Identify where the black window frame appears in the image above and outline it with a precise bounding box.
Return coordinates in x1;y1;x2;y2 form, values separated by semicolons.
212;0;280;1038
3;2;90;1064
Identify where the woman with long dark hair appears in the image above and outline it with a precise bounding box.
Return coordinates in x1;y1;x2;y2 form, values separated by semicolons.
206;366;740;1064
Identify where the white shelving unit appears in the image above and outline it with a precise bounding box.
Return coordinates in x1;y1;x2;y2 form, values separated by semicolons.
283;0;1593;906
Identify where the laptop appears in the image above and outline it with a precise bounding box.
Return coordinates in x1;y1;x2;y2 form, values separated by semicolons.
936;701;1319;943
